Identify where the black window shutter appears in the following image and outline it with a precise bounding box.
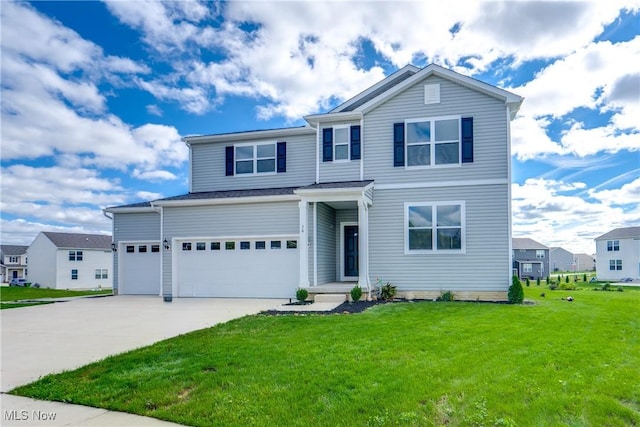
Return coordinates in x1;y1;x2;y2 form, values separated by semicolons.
225;146;234;176
350;125;361;160
322;128;333;162
461;117;473;163
393;122;405;167
277;141;286;173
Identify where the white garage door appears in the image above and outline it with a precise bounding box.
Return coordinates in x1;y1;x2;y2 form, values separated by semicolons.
176;238;299;298
119;242;161;295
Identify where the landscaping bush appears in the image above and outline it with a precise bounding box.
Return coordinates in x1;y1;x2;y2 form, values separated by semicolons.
583;273;587;282
536;277;541;286
546;275;550;285
350;285;362;302
437;291;455;302
525;278;530;287
565;276;570;284
296;288;308;302
602;283;611;292
617;286;624;292
549;283;558;290
508;276;524;304
378;281;397;300
559;282;576;290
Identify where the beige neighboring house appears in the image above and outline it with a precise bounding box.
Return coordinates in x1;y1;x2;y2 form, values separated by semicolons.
27;232;113;289
1;245;29;283
574;253;596;272
595;226;640;281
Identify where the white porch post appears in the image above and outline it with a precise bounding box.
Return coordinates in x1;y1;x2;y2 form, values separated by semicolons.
298;200;309;287
357;199;370;290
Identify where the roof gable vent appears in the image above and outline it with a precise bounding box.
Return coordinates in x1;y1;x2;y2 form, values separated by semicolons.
424;83;440;104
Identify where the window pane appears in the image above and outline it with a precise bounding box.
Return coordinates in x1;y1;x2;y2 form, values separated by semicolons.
240;241;250;250
408;206;432;227
126;246;135;253
236;160;253;174
437;205;461;227
271;240;281;249
211;242;220;250
76;251;83;261
196;242;206;251
102;269;108;279
257;144;275;158
407;144;430;166
151;245;160;252
69;251;75;261
409;229;432;250
407;121;430;143
335;144;348;160
236;145;253;160
182;242;191;251
256;241;266;249
95;269;101;279
257;159;275;173
435;142;459;164
435;119;459;141
437;228;461;250
225;241;235;250
286;240;298;249
335;127;349;143
138;245;147;253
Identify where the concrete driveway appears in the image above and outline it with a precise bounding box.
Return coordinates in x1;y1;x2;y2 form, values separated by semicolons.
1;295;284;425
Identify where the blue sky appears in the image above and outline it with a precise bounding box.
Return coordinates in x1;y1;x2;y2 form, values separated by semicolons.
1;1;638;255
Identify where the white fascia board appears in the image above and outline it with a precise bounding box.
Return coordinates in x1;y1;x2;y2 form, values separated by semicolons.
103;206;156;214
295;185;373;205
183;127;315;145
304;111;363;126
152;194;300;208
360;64;523;116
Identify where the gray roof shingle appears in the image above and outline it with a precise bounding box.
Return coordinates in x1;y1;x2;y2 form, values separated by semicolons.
512;238;548;250
0;245;29;256
42;232;112;250
595;226;640;240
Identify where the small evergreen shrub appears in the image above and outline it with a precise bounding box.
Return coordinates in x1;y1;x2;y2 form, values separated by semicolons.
437;290;455;302
565;275;570;284
583;273;587;282
508;276;524;304
536;277;541;286
350;285;362;302
617;286;624;292
549;283;558;290
546;275;550;285
602;283;611;292
379;282;397;300
296;288;308;302
559;282;576;290
525;278;530;287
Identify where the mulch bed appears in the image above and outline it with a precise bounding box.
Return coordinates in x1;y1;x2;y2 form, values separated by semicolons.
260;299;397;316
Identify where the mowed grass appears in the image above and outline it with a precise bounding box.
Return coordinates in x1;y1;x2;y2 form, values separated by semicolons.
1;286;112;302
11;287;640;426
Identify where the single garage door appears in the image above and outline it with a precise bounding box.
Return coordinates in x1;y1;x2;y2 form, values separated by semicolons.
119;242;161;295
176;237;299;298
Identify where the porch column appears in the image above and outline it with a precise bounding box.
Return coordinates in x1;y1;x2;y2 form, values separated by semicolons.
298;200;309;287
357;199;370;289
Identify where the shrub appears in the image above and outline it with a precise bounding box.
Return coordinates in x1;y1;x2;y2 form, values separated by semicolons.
565;275;570;284
559;282;576;290
508;276;524;304
536;277;541;286
546;275;550;285
583;273;587;282
296;288;308;302
378;282;397;300
602;283;611;292
350;285;363;302
549;283;558;290
617;286;624;292
437;291;455;302
525;278;530;287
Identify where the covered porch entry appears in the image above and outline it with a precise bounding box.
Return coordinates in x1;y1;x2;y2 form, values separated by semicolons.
295;181;374;295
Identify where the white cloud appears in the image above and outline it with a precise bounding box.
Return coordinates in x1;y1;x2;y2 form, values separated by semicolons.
135;191;163;201
146;104;163;116
132;169;177;181
0;218;111;246
588;177;640;206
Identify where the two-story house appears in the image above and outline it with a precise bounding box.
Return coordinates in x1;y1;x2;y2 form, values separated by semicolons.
27;232;113;289
0;245;29;283
549;247;574;272
595;226;640;281
512;238;549;280
105;64;523;301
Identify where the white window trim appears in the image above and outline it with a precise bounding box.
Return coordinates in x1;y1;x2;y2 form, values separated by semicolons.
333;125;351;163
404;201;466;254
234;141;277;176
405;115;461;170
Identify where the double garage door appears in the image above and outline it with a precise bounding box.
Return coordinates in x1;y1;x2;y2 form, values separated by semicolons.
176;237;299;298
119;242;161;295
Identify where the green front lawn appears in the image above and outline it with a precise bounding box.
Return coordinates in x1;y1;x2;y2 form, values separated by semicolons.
11;287;640;426
0;302;54;310
1;286;112;302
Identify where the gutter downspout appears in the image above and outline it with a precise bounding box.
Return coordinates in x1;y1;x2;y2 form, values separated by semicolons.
150;202;168;301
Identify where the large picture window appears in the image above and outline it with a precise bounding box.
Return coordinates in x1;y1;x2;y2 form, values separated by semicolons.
406;116;460;167
406;202;464;253
235;143;276;175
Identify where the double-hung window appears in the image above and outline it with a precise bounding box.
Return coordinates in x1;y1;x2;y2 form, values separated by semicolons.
406;202;465;253
607;240;619;251
609;259;622;271
406;116;460;167
235;143;276;175
333;126;350;161
536;250;545;259
68;250;83;261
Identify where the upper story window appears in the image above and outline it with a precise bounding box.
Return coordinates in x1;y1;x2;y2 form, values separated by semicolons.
69;250;83;261
8;256;19;263
226;142;286;176
607;240;619;251
322;125;361;162
405;202;465;253
394;117;473;167
536;250;545;259
333;126;350;161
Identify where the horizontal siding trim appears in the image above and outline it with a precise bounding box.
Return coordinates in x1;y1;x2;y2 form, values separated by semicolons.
172;234;299;241
154;195;299;207
375;178;508;190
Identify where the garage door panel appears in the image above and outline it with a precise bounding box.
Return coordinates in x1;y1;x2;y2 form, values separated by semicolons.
120;243;161;295
177;238;298;298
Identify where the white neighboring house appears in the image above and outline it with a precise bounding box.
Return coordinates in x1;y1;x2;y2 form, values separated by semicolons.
1;245;29;283
595;226;640;281
27;232;113;289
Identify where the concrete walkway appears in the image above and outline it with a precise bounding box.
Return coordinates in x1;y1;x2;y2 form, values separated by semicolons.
1;295;287;426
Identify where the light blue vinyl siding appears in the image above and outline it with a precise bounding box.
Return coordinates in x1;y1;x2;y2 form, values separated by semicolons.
368;185;510;291
191;132;316;192
162;202;299;296
363;75;508;185
316;203;336;284
318;120;361;183
112;212;160;292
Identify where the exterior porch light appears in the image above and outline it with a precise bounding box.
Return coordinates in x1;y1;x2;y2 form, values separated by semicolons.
111;243;117;252
163;239;170;250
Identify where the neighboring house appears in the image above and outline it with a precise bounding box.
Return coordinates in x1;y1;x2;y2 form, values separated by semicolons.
595;226;640;281
574;253;596;272
105;64;523;301
27;232;113;289
549;247;574;272
512;238;549;280
0;245;29;283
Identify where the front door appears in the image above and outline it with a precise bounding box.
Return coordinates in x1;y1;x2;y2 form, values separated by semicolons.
344;225;359;278
12;271;18;279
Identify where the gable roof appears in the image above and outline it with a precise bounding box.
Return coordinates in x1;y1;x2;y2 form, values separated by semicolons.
512;238;548;250
1;245;28;256
595;226;640;240
41;232;112;250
